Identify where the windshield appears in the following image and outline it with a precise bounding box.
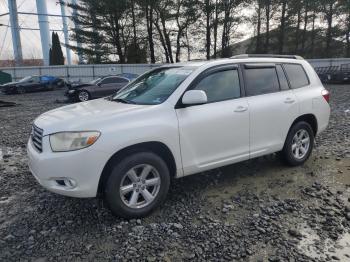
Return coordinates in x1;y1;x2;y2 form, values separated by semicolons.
111;67;194;105
89;78;102;85
19;76;32;82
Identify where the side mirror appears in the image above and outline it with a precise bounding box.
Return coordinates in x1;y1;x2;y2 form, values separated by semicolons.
182;90;208;105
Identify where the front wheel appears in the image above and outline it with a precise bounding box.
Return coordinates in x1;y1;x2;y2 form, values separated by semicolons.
77;90;90;102
105;152;170;218
282;121;314;166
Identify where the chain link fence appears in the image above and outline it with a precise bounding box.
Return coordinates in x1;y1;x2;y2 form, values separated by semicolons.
1;58;350;82
0;64;162;82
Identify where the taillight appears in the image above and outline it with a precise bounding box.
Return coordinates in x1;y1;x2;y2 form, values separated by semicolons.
321;89;330;103
321;89;329;103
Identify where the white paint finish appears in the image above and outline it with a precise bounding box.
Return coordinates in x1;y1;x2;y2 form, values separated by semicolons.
182;90;208;105
248;90;299;158
27;57;331;198
176;98;250;175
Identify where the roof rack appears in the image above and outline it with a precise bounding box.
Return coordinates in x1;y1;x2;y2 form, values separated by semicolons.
230;54;304;60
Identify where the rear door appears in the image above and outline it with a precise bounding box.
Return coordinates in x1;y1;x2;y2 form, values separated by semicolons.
176;65;250;175
242;63;299;158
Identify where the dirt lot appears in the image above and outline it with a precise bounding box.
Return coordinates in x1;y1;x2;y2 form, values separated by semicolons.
0;85;349;261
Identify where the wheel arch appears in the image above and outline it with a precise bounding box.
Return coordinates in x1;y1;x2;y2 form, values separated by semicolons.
97;141;177;196
289;114;318;136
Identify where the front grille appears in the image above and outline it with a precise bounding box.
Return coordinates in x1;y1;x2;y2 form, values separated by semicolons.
31;125;43;152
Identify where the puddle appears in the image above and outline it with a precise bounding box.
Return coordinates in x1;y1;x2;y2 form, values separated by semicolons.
298;224;350;260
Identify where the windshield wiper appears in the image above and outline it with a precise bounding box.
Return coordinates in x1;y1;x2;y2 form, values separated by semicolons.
113;98;136;104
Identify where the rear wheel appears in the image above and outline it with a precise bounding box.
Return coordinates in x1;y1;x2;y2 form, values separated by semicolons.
282;121;314;166
105;152;170;218
77;90;90;102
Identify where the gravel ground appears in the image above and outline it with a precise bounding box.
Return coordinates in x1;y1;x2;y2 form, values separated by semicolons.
0;85;349;261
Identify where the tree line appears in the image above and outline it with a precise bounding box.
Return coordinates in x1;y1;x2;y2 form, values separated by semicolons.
66;0;350;64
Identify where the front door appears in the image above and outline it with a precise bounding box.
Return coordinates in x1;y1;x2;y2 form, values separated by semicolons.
176;65;250;175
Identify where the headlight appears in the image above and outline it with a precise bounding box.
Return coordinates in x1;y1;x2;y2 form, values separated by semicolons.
68;90;76;94
49;131;100;152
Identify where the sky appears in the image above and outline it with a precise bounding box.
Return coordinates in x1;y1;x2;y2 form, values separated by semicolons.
0;0;77;61
0;0;253;64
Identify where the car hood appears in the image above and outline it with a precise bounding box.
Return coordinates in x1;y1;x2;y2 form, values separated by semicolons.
34;98;150;135
68;83;95;90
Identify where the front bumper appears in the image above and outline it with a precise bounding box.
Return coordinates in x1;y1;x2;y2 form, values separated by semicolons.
27;136;109;198
64;89;77;99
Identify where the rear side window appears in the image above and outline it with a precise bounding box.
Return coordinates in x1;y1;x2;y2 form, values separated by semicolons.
193;69;240;103
276;65;289;90
283;64;309;88
101;77;126;84
112;77;129;83
244;67;279;96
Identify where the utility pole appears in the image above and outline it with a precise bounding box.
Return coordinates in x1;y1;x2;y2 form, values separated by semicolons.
59;1;71;65
71;0;83;64
72;0;83;64
36;0;51;66
8;0;23;66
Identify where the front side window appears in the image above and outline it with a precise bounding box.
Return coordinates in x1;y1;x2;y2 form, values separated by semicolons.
31;76;40;82
283;64;309;89
192;69;240;103
90;78;102;85
101;77;128;84
244;67;279;96
113;77;129;83
111;67;194;105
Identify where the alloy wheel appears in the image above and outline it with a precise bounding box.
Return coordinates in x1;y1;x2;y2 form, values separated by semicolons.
119;164;161;209
291;129;310;159
78;91;89;102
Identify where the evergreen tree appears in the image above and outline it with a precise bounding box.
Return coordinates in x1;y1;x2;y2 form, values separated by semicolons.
49;32;64;65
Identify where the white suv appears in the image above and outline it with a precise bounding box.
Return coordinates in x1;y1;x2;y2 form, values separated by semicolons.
27;55;330;218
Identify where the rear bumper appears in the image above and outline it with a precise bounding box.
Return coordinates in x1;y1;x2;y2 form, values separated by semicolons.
27;136;109;198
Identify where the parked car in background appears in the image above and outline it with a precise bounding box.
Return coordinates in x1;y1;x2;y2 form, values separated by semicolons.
315;64;350;84
28;55;330;218
65;73;139;102
0;75;65;94
331;64;350;84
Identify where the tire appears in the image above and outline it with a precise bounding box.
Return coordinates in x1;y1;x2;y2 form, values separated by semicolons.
281;121;314;166
17;87;26;94
77;90;90;102
105;152;170;218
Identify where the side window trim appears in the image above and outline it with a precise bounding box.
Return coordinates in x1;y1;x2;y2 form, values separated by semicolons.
175;64;241;109
276;64;291;91
241;62;282;96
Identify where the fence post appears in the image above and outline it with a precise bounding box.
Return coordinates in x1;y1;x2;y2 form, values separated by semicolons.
66;66;69;81
92;65;95;79
13;67;17;81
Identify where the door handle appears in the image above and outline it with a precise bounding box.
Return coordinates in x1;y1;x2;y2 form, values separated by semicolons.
234;106;248;112
284;97;295;104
